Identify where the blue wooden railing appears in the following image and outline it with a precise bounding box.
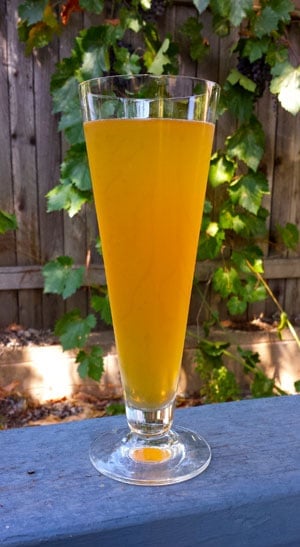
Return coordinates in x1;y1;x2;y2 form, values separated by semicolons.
1;396;300;546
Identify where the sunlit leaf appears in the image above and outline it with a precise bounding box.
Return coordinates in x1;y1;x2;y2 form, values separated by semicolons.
270;64;300;115
213;267;242;298
208;153;235;187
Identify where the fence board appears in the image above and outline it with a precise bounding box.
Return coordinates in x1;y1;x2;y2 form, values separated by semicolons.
0;2;19;325
0;2;299;329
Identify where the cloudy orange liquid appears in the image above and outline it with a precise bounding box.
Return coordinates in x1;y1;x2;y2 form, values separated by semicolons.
84;119;214;408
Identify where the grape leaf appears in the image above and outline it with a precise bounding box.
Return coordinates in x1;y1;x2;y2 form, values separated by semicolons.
219;208;247;234
91;294;112;325
213;267;242;298
231;246;264;274
198;338;230;358
18;0;48;25
228;171;269;214
251;374;275;398
253;6;280;38
76;346;104;381
43;256;84;299
113;49;141;75
80;47;110;80
54;309;96;350
220;83;254;122
180;17;208;61
226;117;265;171
198;229;225;260
229;0;253;27
148;38;171;75
227;68;256;93
0;211;18;234
60;144;91;192
269;0;294;21
227;295;247;315
47;182;92;217
270;64;300;115
242;37;270;63
209;153;235;187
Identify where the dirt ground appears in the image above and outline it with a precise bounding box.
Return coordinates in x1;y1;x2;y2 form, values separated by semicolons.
0;323;202;429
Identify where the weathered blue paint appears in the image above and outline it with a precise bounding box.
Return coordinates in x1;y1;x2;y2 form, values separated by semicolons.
1;396;299;546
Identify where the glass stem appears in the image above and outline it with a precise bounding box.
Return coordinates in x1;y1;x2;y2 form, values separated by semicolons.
125;399;175;438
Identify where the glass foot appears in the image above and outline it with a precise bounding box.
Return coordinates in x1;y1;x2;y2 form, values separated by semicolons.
89;426;211;486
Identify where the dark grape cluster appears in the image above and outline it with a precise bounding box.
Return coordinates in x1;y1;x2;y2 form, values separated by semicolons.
237;55;272;98
140;0;168;23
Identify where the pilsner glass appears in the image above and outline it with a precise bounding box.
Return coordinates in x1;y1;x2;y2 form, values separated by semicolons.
79;75;220;485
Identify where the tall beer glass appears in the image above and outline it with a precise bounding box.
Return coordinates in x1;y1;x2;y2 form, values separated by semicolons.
79;75;220;485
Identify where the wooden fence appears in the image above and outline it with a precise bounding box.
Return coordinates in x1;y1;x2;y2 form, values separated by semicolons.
0;1;300;330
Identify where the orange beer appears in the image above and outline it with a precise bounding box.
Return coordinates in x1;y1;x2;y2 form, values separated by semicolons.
84;118;214;408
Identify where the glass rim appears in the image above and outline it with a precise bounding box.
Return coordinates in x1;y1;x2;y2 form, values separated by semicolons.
79;73;220;99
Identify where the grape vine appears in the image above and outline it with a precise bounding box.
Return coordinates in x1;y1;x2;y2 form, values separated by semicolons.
16;0;300;398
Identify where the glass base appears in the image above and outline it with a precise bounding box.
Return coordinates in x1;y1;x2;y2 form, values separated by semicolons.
89;426;211;486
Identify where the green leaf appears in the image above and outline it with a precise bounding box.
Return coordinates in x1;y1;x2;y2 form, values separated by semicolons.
47;182;92;217
198;339;230;358
231;246;264;274
52;76;79;115
80;47;110;80
43;256;84;299
61;144;91;192
242;37;270;63
210;366;240;402
79;0;104;13
226;117;265;171
54;309;96;350
253;0;293;38
180;17;208;61
227;68;256;93
113;48;141;75
219;207;247;234
276;222;299;251
208;153;235;187
270;64;300;115
243;281;267;304
253;6;281;37
227;295;247;315
76;346;104;381
213;267;242;298
0;211;18;234
238;346;261;372
228;0;253;27
198;228;225;260
18;0;48;25
106;402;126;416
91;293;112;325
228;171;269;214
220;84;254;122
148;38;171;75
251;373;275;398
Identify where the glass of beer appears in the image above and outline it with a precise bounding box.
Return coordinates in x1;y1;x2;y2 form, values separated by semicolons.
79;75;220;485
